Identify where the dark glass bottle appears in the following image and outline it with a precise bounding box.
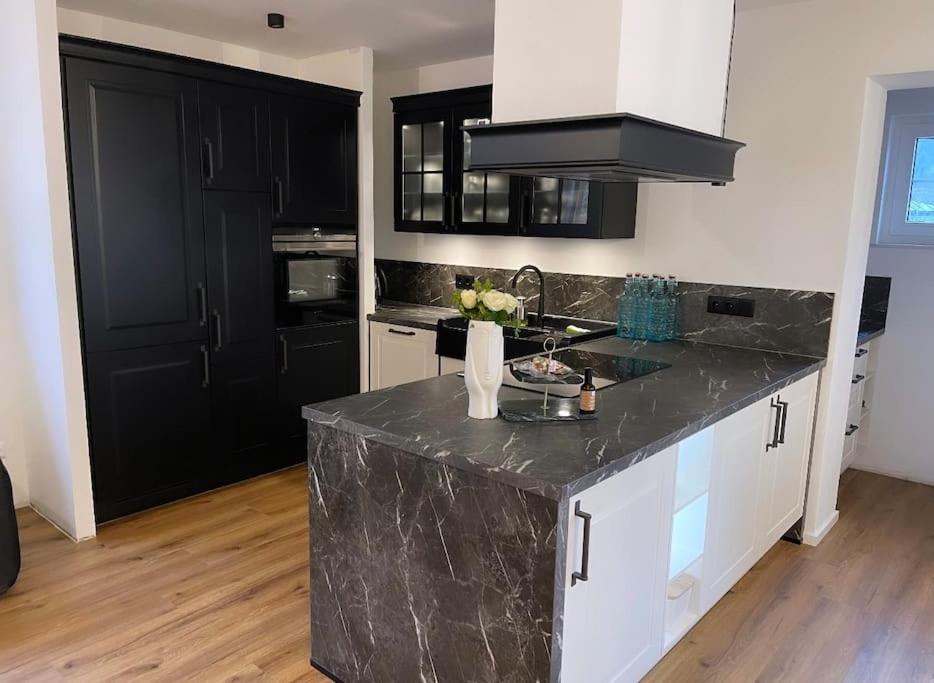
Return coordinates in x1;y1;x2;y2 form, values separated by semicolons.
579;367;597;416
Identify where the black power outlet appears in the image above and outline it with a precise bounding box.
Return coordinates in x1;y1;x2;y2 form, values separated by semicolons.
455;273;476;289
707;295;755;318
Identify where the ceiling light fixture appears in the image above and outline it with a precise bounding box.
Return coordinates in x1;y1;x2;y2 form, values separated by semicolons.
267;13;285;29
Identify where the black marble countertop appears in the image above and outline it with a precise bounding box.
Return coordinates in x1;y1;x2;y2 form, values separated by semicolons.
304;336;824;501
857;325;885;346
367;301;457;331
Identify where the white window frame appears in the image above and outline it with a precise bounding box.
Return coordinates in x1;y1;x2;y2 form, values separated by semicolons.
874;89;934;246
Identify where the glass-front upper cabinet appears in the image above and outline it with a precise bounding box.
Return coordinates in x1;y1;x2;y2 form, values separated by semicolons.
520;177;638;239
392;85;637;238
395;107;449;232
454;107;521;234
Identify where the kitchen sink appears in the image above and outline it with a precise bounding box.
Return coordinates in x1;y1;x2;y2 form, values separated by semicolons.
435;314;617;361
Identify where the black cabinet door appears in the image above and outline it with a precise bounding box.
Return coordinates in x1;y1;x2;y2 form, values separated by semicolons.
86;342;213;522
393;107;453;233
270;95;357;228
276;322;359;460
203;192;276;465
452;104;521;235
198;81;270;191
64;57;207;352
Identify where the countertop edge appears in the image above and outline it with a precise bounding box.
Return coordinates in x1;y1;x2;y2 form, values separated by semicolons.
857;328;885;346
303;360;825;502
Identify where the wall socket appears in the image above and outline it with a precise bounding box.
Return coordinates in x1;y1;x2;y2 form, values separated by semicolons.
455;273;476;289
707;295;755;318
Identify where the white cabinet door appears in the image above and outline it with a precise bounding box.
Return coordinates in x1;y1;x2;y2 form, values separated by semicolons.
560;447;676;683
369;322;438;390
439;356;465;375
757;372;819;550
702;396;771;612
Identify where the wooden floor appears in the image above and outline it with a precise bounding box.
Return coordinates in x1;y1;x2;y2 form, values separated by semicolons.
0;468;931;682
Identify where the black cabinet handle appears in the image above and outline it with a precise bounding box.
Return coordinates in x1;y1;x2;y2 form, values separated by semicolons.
571;500;591;586
280;335;288;374
766;397;782;451
200;344;210;387
212;310;222;350
777;398;789;445
855;348;869;358
845;424;859;436
449;192;458;230
196;283;207;326
203;138;214;183
273;177;284;217
518;187;531;234
852;374;866;385
388;328;416;336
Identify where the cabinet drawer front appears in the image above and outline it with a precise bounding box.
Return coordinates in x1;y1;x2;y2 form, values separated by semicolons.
369;322;438;390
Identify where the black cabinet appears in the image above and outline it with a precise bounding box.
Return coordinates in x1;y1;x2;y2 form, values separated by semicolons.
198;82;270;191
271;94;358;228
277;322;359;460
62;37;361;522
392;85;636;239
519;179;637;239
85;342;214;522
203;192;276;465
65;58;208;352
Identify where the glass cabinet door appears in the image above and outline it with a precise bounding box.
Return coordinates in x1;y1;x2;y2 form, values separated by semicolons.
454;109;520;235
396;110;449;231
529;177;590;226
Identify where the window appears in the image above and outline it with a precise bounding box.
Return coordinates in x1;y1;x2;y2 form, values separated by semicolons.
874;88;934;246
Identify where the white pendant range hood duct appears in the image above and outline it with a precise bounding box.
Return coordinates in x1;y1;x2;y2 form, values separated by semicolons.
465;0;745;184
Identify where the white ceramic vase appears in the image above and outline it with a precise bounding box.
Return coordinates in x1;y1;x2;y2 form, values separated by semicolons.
464;320;504;419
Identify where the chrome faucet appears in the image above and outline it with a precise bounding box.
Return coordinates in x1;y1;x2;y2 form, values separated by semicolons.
511;264;545;324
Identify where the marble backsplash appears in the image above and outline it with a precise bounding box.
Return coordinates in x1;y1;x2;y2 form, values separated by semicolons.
376;259;834;358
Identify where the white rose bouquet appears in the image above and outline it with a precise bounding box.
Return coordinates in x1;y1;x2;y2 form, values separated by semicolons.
452;278;524;328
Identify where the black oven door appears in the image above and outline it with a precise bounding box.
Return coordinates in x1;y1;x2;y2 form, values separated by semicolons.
274;252;357;328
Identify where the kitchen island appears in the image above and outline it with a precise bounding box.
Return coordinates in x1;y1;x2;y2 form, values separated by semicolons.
304;336;823;682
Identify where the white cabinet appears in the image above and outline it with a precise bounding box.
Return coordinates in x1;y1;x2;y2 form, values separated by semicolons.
369;322;439;390
560;447;676;683
757;372;818;550
702;396;770;611
702;373;819;612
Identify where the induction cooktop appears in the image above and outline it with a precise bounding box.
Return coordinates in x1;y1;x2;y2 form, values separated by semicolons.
502;348;670;398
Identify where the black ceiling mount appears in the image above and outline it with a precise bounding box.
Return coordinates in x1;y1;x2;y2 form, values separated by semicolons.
464;113;745;184
267;13;285;29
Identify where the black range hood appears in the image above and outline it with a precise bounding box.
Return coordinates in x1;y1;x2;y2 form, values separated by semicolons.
464;113;745;185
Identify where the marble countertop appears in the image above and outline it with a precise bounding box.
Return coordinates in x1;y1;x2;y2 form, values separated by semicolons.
367;301;457;331
304;336;824;501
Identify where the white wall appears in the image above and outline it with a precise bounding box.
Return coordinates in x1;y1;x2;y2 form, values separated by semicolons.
0;0;95;537
374;0;934;543
858;246;934;485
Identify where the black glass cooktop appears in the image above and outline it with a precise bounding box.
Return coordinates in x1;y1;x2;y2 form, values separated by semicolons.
502;348;670;397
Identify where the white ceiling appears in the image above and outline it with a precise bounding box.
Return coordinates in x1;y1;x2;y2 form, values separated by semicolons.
56;0;496;67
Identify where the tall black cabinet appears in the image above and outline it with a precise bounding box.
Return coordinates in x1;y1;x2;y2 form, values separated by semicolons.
62;37;361;522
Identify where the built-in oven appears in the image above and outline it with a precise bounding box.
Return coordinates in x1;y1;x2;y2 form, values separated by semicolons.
273;229;357;328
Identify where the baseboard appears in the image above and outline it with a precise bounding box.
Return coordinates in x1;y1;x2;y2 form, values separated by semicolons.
802;510;839;546
849;464;934;487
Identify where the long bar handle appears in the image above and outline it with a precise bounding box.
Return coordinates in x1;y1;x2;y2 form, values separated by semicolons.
203;138;215;183
388;328;416;336
571;500;592;587
766;397;782;451
200;344;210;387
212;310;222;350
273;177;284;217
777;398;789;445
280;335;289;374
196;283;207;326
